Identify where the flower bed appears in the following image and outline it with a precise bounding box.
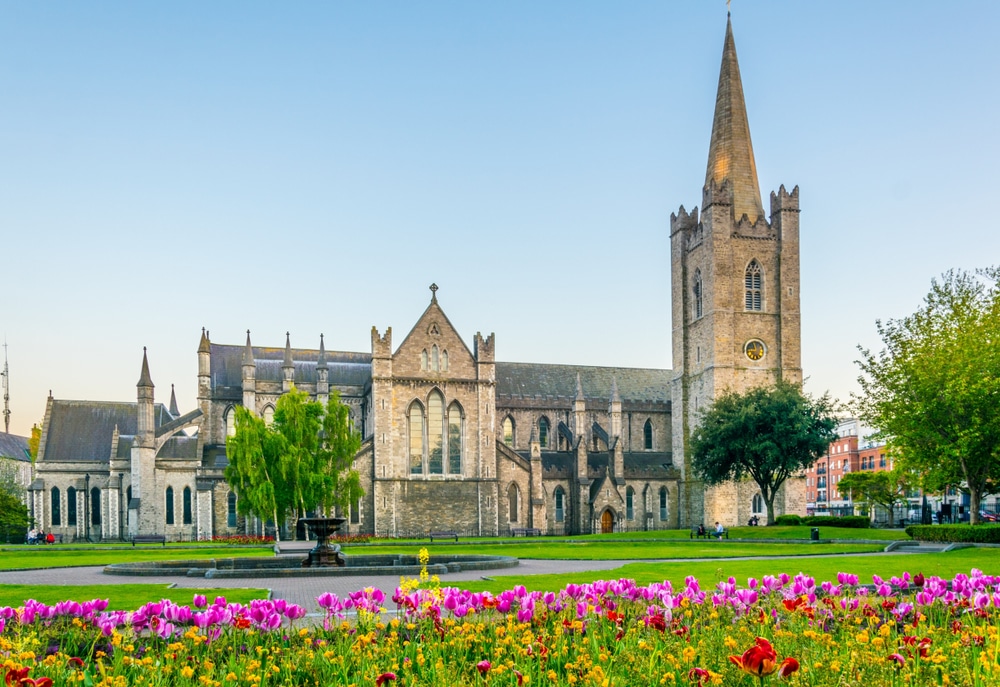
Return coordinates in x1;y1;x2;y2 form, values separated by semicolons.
2;569;999;685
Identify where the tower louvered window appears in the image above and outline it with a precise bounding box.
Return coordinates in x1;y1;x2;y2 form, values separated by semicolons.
693;269;703;319
745;260;763;311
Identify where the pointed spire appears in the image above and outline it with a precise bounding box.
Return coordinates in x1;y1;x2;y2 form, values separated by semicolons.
137;347;154;388
610;376;620;403
242;330;254;366
283;332;293;368
169;384;179;416
705;15;765;224
317;333;327;369
198;327;211;354
575;372;584;401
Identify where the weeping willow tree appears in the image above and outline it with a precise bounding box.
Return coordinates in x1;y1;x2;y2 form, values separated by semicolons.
225;387;362;540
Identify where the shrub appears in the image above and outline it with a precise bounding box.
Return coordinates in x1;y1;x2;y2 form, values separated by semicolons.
774;515;802;526
904;524;1000;543
801;516;870;529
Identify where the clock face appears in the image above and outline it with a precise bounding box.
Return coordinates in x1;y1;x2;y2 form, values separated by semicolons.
745;340;766;361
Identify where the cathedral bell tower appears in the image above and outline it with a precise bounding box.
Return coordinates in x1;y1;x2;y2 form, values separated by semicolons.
670;13;803;528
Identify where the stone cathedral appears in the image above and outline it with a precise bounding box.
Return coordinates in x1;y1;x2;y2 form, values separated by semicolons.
28;15;805;541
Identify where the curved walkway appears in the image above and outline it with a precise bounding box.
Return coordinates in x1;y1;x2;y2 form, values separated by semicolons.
0;551;918;614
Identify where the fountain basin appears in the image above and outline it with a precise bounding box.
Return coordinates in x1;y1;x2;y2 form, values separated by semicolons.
103;553;518;579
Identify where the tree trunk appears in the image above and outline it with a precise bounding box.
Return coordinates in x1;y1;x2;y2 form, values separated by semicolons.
970;489;981;525
885;503;895;528
764;493;777;526
272;508;281;543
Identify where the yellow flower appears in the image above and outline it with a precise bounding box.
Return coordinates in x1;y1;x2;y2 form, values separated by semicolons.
855;631;869;644
180;666;195;679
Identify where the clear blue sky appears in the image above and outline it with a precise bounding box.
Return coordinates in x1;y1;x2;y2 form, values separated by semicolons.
2;2;998;436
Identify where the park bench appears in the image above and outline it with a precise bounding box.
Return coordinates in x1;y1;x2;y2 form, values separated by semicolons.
428;531;458;542
131;534;167;547
690;527;728;540
511;527;542;537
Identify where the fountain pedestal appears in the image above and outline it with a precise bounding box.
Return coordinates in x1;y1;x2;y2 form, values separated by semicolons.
298;517;347;567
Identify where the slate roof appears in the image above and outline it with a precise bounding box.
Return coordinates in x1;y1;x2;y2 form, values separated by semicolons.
0;432;30;461
496;362;671;404
210;344;371;389
40;401;172;463
535;450;675;480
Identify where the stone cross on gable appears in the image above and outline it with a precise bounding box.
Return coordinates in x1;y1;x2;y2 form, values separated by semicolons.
430;283;438;303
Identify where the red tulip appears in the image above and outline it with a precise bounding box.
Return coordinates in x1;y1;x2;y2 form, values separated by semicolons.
729;637;778;677
688;666;710;685
888;653;906;667
777;657;799;679
5;668;30;687
476;660;491;675
375;672;397;686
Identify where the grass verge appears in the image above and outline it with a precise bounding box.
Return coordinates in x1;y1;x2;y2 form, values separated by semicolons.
0;546;272;571
458;548;1000;595
0;584;268;610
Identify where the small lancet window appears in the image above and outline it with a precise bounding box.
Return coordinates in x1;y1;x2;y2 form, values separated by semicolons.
643;419;653;450
442;350;448;371
538;417;550;448
693;269;703;319
432;345;439;372
745;260;763;311
421;350;428;371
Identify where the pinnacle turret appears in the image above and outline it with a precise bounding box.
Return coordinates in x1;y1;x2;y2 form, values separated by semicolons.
198;327;210;354
169;384;179;416
317;333;327;369
283;332;293;368
137;347;154;389
242;331;254;366
705;15;764;224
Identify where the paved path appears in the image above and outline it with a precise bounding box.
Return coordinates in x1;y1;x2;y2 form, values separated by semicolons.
0;551;912;615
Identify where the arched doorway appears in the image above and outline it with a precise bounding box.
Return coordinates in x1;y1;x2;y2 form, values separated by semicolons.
600;509;614;534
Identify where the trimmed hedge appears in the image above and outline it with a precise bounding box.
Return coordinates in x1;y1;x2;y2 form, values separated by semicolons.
905;524;1000;543
774;515;802;526
801;515;871;529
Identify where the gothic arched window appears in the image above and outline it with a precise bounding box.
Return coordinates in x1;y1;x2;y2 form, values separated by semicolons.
67;486;77;527
447;403;463;474
427;390;444;474
432;345;440;373
644;419;653;450
165;487;175;525
408;402;424;475
51;487;61;526
183;486;193;525
262;405;275;427
752;493;764;514
626;487;635;521
508;483;519;524
421;349;428;371
554;487;565;523
442;350;449;372
225;406;237;437
659;487;668;521
693;269;703;319
502;416;514;446
91;487;101;526
227;492;237;528
745;260;763;311
538;417;550;449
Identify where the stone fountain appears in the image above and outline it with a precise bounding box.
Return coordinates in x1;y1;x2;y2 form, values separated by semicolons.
298;516;347;567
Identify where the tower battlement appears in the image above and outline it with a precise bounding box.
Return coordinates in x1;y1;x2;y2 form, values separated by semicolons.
371;326;392;358
770;184;800;213
474;332;495;362
670;205;699;235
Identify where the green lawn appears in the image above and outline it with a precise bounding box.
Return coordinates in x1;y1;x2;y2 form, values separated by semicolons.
347;541;886;560
0;584;268;610
0;546;273;570
457;548;1000;595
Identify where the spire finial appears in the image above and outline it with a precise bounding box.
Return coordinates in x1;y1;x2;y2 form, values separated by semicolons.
317;333;328;368
169;383;179;416
430;283;438;303
242;330;254;366
283;332;293;368
198;327;211;354
137;347;154;389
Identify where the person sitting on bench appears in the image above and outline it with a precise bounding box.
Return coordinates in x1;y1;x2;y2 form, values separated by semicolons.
714;522;725;540
696;523;706;537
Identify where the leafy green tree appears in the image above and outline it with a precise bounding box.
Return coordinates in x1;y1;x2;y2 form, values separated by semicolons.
225;387;363;540
689;379;838;525
837;467;911;527
28;423;42;461
855;267;1000;525
0;488;29;543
